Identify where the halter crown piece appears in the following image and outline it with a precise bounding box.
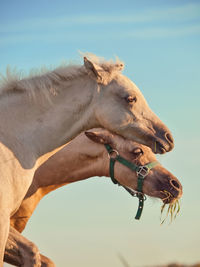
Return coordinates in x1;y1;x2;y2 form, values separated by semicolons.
104;144;159;220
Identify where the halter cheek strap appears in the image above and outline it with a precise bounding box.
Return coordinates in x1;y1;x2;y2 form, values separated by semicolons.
104;144;159;220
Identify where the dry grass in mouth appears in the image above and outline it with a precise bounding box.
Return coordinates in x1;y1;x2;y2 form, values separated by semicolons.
160;190;180;225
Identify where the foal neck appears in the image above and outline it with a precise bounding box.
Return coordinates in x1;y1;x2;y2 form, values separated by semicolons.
33;133;109;189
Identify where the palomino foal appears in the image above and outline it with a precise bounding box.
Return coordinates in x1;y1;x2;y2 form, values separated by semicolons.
4;129;182;266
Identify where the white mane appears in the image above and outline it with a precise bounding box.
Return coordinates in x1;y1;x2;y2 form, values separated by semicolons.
0;54;124;99
0;65;86;97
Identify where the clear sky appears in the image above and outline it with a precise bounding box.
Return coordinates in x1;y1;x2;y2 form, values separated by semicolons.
1;0;200;266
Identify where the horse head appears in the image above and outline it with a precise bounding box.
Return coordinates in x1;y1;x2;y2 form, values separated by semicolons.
84;57;174;154
85;129;182;204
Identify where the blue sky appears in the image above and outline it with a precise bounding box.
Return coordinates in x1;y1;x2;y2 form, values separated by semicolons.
1;1;200;266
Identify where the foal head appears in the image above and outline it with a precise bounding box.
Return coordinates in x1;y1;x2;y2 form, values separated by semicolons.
85;129;182;204
84;56;174;154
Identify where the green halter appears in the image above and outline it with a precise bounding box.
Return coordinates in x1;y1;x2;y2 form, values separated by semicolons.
104;144;159;220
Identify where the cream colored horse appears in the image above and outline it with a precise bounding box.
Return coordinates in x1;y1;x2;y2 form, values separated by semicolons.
0;55;174;264
4;129;182;266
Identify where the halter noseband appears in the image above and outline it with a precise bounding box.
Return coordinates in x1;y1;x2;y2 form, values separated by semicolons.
104;144;159;220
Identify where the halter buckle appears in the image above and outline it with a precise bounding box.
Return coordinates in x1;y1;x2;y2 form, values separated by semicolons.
136;166;149;178
107;149;119;159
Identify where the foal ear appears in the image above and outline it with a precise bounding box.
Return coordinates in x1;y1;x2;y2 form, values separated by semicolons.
85;131;112;145
84;57;104;83
112;62;124;72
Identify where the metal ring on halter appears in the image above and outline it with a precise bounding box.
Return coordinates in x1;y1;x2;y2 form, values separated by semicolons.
107;149;119;159
137;192;147;201
143;194;147;201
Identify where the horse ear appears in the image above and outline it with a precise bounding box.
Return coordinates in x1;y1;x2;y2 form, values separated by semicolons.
84;57;103;82
113;62;124;72
85;131;112;145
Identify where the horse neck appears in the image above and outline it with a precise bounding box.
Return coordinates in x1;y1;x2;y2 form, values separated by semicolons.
0;76;99;169
11;135;110;232
30;134;109;191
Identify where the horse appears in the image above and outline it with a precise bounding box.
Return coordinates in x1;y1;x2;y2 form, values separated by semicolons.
0;54;174;263
4;128;182;266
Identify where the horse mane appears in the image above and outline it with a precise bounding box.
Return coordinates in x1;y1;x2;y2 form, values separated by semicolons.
0;65;87;98
0;54;124;99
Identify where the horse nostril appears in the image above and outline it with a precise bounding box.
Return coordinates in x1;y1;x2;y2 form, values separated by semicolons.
171;179;180;189
165;132;174;144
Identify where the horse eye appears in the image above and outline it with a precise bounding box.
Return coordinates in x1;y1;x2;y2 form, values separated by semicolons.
132;148;143;156
126;96;137;103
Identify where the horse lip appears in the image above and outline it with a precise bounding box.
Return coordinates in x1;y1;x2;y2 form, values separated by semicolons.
162;196;174;204
161;193;174;204
159;146;167;154
160;190;181;204
153;141;167;154
153;137;174;154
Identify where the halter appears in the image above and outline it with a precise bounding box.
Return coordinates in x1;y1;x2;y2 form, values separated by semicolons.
104;144;159;220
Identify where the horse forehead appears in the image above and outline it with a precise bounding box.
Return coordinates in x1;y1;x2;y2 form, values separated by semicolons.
114;74;141;94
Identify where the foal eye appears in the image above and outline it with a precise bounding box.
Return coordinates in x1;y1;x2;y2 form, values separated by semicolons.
132;148;143;156
125;96;137;103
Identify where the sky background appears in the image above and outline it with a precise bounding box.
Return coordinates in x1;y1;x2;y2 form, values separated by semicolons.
1;0;200;266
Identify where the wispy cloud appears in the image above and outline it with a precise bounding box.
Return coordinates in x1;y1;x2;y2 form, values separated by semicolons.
0;3;200;46
0;3;199;33
0;24;200;46
123;24;200;39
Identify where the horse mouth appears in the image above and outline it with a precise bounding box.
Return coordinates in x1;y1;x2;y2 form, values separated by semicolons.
154;142;167;154
153;140;174;154
159;146;167;154
160;190;179;204
160;190;181;224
